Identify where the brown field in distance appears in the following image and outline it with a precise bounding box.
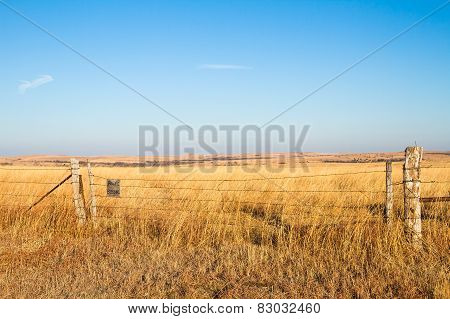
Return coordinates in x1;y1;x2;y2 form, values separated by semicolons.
1;150;449;167
0;152;449;298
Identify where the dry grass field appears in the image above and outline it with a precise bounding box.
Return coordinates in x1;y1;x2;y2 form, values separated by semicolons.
0;154;449;298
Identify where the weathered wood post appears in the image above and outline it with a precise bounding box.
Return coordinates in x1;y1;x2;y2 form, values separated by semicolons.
87;160;98;225
385;161;393;222
403;146;423;248
70;158;87;225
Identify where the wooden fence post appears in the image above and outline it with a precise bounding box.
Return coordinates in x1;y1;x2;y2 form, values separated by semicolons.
70;158;87;225
87;160;98;225
385;161;393;222
403;146;423;248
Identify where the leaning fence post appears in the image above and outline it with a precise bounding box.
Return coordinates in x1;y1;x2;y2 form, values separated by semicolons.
385;161;393;222
87;160;98;225
70;158;87;225
403;146;423;248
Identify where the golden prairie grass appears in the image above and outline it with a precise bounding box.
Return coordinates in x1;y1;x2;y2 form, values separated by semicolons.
0;160;449;298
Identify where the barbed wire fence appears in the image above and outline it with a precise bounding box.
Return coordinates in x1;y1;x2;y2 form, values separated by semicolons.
0;147;449;245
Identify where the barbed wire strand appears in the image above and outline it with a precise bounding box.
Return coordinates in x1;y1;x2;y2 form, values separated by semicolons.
0;180;72;185
96;206;380;219
0;166;70;171
0;192;68;198
96;200;382;210
92;169;386;183
92;182;385;194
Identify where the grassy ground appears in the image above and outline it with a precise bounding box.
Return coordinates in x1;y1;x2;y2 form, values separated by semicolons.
0;161;448;298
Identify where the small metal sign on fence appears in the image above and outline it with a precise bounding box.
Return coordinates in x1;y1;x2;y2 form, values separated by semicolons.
107;179;120;197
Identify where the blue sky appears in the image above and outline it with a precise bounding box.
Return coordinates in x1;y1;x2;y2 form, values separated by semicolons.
1;0;449;155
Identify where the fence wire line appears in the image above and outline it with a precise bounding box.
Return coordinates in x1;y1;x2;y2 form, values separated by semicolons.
95;193;383;208
392;180;450;186
0;180;83;186
99;211;382;221
0;204;59;209
92;169;386;183
96;194;368;202
95;215;160;221
0;180;73;185
0;192;67;198
92;182;384;194
408;165;450;170
421;180;450;184
96;201;380;210
96;205;380;218
0;166;70;171
0;204;31;208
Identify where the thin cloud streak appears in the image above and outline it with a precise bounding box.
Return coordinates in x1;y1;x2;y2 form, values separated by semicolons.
199;64;252;70
18;74;54;94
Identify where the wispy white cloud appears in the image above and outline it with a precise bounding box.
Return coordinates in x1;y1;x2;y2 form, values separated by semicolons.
18;75;54;94
198;64;252;70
